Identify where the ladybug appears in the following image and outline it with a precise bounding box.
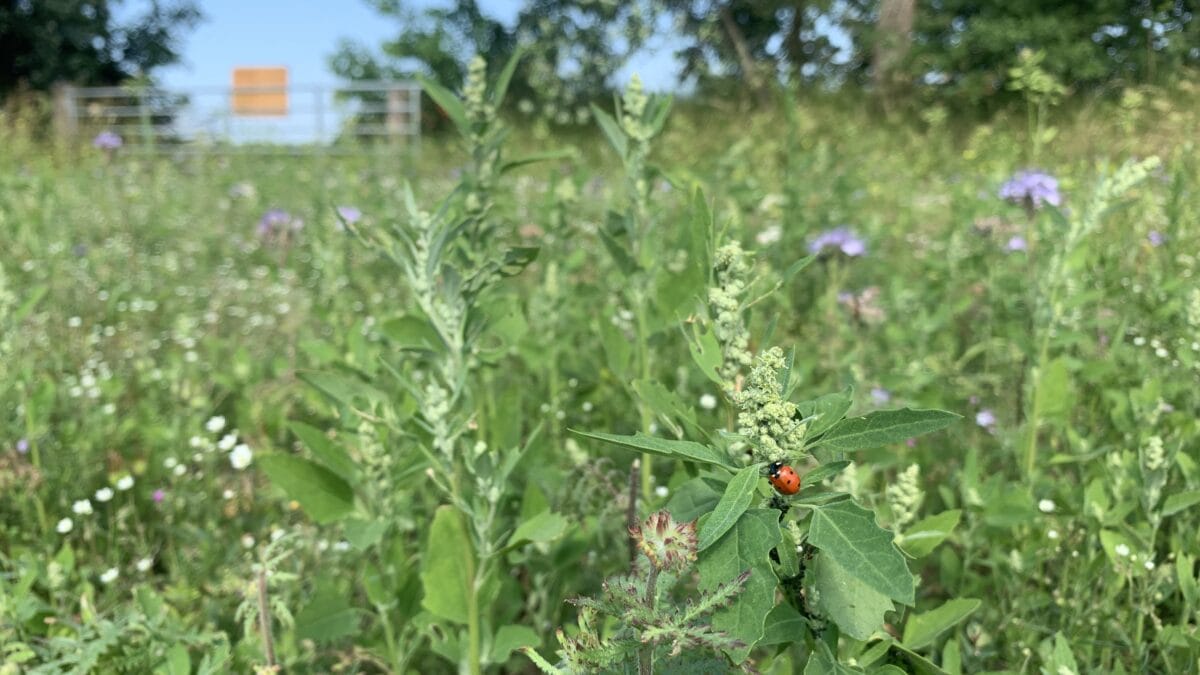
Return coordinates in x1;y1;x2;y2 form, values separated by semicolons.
767;461;800;495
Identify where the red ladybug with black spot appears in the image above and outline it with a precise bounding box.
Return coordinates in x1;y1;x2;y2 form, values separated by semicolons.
767;461;800;495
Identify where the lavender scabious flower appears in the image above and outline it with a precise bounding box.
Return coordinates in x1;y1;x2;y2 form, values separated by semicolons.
16;438;29;454
257;209;302;236
1148;231;1166;247
336;206;362;225
808;227;867;257
999;170;1062;209
1006;235;1028;252
92;131;123;150
870;387;891;404
975;409;997;433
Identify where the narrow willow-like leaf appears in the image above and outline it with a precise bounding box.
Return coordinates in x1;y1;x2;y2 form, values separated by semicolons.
813;408;960;451
570;429;734;468
902;598;981;650
259;454;355;524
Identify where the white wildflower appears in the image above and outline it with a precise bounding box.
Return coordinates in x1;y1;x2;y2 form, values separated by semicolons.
218;433;237;451
116;475;134;491
99;568;119;585
230;443;253;470
1038;499;1056;513
1115;543;1131;557
72;499;93;516
136;557;153;572
699;393;718;410
94;487;114;503
56;517;73;534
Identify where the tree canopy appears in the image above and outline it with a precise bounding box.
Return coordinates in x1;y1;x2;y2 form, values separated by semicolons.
0;0;200;99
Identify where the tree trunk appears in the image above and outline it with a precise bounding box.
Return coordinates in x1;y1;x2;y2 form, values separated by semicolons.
873;0;915;108
718;5;769;105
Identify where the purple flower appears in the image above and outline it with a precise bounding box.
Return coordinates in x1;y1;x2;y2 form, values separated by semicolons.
152;488;166;503
1148;231;1166;247
92;130;123;150
1000;170;1062;209
808;227;867;257
870;387;891;404
975;409;997;432
15;438;29;454
257;209;302;236
1006;235;1028;252
336;206;362;225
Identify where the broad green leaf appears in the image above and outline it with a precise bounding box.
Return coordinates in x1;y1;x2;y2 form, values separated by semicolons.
888;642;951;675
797;388;853;440
687;323;724;386
807;551;895;640
815;408;961;452
1099;529;1140;567
1037;358;1073;420
697;509;781;662
590;104;627;159
802;460;853;489
295;587;362;643
163;644;190;675
902;598;981;650
507;511;568;548
344;518;388;551
1163;489;1200;516
805;640;863;674
299;371;387;409
698;464;763;551
633;379;701;438
1039;633;1079;675
288;421;356;481
942;639;962;674
416;74;468;135
808;500;914;604
421;506;474;624
570;429;735;468
380;315;442;351
664;477;723;522
600;319;632;379
258;454;354;524
491;624;540;663
898;510;961;559
760;602;807;646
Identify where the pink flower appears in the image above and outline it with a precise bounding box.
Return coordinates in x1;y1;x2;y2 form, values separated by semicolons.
152;488;166;503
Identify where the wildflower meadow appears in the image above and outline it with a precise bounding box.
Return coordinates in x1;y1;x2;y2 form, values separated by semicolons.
4;16;1200;675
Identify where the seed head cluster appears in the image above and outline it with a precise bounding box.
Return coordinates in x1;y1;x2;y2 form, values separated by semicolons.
734;347;805;461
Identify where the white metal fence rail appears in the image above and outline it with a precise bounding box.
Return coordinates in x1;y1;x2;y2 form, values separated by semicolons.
55;80;421;153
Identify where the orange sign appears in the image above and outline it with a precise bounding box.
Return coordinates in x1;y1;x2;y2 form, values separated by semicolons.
231;67;288;116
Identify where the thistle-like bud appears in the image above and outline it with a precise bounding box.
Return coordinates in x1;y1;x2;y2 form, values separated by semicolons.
630;510;698;573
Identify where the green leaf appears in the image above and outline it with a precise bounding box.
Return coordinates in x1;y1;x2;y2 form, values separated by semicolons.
633;379;701;439
288;421;356;481
760;603;808;646
782;255;816;284
698;464;763;551
416;74;468;135
492;624;540;663
697;509;781;662
898;510;961;559
299;371;387;409
664;477;723;522
500;149;576;174
814;408;961;452
421;506;475;624
162;644;190;675
1037;358;1073;421
888;642;951;675
804;632;865;673
797;389;854;441
1039;633;1079;675
506;511;568;549
807;551;895;640
258;454;354;524
599;319;632;379
808;500;914;604
1163;489;1200;517
380;315;443;351
12;284;47;324
344;518;388;551
570;429;735;469
295;587;362;643
590;104;627;159
902;598;981;650
802;460;853;489
490;46;524;106
687;322;724;386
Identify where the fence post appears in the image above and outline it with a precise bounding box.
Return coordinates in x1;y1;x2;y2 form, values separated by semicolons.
53;83;78;139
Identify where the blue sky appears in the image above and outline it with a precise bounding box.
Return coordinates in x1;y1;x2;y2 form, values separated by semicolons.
146;0;682;91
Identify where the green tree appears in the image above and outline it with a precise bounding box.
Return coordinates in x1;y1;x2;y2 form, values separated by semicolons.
0;0;201;99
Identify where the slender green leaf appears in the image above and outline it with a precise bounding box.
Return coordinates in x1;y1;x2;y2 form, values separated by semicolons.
288;421;356;481
1163;489;1200;516
590;104;627;159
570;429;735;469
698;464;763;551
421;506;474;624
506;511;568;549
416;74;468;135
802;460;853;489
815;408;961;451
902;598;981;650
898;510;961;559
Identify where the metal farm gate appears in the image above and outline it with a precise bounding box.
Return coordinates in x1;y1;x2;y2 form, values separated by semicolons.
54;80;422;154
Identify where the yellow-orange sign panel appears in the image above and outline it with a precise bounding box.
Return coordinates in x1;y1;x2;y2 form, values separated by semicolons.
232;67;288;116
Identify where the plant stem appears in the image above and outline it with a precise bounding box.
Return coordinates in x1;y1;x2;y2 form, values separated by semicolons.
638;566;660;675
256;568;276;668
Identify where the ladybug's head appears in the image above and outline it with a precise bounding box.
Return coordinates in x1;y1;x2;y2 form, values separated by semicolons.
767;461;784;477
